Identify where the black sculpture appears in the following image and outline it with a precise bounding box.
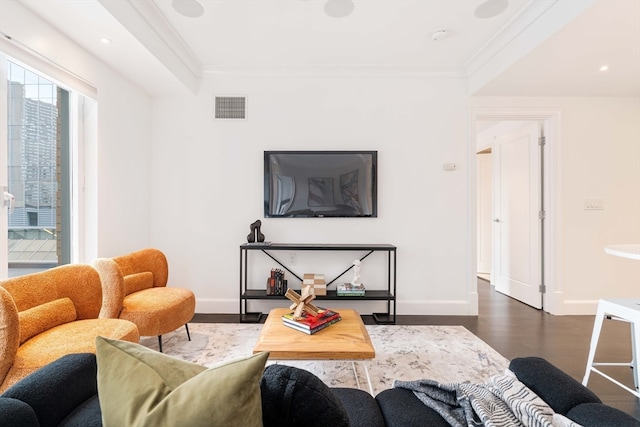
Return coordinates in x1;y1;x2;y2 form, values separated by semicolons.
247;220;265;243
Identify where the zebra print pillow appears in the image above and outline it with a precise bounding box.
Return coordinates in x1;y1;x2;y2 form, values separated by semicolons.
486;372;560;427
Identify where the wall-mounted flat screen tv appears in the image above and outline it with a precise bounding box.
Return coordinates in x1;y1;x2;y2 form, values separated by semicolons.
264;151;377;218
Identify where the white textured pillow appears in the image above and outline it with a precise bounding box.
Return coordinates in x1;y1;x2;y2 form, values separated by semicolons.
552;413;583;427
487;374;556;427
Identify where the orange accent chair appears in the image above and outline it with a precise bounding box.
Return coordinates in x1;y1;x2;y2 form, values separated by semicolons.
93;248;195;352
0;264;140;392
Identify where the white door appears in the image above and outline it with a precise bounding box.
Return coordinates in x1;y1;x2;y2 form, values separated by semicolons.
493;122;542;308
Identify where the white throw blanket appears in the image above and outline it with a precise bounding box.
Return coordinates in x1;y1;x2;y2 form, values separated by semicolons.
393;372;582;427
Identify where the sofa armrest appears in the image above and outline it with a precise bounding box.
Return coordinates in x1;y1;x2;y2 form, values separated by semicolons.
0;286;20;392
567;403;640;427
2;353;98;427
508;357;601;415
0;397;39;427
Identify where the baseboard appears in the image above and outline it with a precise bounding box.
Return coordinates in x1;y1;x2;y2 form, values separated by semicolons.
559;299;599;315
399;299;478;316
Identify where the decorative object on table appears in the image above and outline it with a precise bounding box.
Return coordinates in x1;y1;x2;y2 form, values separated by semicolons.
336;282;366;296
350;259;362;285
303;273;326;296
247;219;265;243
285;288;319;319
281;308;342;335
266;269;287;296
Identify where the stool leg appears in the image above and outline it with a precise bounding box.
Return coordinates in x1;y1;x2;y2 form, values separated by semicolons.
632;321;639;391
158;335;163;353
583;304;605;386
185;324;191;341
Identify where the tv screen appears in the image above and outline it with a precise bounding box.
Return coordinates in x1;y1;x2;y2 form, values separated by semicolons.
264;151;377;218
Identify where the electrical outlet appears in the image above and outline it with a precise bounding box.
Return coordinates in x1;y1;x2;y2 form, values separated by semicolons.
289;253;296;265
443;163;457;171
584;198;604;210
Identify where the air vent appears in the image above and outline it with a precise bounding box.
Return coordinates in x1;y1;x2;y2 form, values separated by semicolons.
214;96;246;120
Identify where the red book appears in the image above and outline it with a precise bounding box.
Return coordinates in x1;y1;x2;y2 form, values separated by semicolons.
281;308;341;333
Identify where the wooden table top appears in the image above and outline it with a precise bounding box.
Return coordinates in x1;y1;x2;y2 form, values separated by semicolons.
253;308;375;360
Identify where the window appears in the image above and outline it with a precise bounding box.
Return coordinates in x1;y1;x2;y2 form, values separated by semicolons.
1;55;92;278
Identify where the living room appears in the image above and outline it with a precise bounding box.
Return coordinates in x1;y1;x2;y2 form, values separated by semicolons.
0;0;639;424
1;0;637;317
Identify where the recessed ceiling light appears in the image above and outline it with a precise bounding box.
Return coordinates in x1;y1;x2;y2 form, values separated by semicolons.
600;65;609;71
474;0;509;19
324;0;355;18
100;37;112;44
172;0;204;18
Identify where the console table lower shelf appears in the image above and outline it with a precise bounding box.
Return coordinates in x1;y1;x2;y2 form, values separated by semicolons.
240;290;396;324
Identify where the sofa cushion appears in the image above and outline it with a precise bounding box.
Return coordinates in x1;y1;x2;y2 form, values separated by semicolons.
18;297;77;344
508;357;601;415
260;364;350;427
6;318;139;388
59;395;102;427
96;337;267;427
331;387;386;427
375;387;450;427
566;402;640;427
123;271;154;295
0;397;39;427
2;353;98;427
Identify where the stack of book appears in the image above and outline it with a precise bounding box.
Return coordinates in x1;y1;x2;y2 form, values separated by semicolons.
281;308;341;335
302;273;326;295
266;269;287;296
336;283;366;296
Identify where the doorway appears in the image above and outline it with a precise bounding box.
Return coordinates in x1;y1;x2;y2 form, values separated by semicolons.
473;109;558;312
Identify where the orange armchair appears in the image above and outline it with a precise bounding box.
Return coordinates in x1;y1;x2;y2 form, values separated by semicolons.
93;248;195;352
0;264;139;392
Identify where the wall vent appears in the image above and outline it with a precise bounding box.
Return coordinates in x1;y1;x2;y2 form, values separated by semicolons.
214;96;246;120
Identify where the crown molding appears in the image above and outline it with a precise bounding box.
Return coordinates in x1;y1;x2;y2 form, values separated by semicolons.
97;0;201;93
465;0;597;95
202;64;467;79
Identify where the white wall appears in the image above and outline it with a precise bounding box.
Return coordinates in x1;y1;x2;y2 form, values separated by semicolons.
150;75;477;315
472;97;640;314
0;1;153;261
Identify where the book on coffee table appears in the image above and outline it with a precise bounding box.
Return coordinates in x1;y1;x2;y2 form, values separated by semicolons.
282;308;341;335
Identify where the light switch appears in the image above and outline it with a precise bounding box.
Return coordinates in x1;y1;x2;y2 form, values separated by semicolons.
443;163;457;171
584;198;604;210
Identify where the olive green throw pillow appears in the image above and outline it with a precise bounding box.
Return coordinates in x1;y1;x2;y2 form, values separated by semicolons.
95;337;268;427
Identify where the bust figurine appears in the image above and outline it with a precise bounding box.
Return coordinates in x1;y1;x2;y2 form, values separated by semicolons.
350;260;362;286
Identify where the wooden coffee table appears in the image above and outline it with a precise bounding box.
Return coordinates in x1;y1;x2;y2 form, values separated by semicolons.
253;308;376;393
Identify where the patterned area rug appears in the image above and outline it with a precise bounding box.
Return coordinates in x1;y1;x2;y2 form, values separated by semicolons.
140;324;509;395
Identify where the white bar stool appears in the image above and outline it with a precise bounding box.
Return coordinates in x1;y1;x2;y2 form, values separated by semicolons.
582;298;640;398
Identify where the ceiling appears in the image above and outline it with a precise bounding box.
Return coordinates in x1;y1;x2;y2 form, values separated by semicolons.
13;0;640;97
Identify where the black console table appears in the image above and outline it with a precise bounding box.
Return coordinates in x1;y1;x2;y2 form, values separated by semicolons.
239;243;396;324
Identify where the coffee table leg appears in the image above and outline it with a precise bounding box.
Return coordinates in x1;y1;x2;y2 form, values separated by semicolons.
351;361;374;395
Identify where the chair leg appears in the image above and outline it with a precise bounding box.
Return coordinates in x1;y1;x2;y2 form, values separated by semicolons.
158;335;163;353
185;324;191;341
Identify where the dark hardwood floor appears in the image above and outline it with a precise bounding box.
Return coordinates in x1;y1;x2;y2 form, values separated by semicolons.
192;279;640;418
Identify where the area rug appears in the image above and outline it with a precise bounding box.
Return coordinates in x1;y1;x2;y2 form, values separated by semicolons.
140;324;509;395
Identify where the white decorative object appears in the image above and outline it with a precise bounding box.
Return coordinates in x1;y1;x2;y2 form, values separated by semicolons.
351;260;362;286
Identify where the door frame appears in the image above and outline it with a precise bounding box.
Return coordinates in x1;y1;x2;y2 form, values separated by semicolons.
470;107;561;314
0;52;7;279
